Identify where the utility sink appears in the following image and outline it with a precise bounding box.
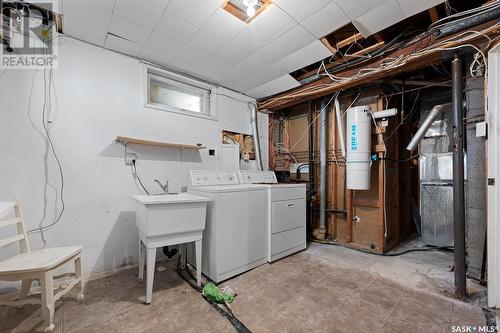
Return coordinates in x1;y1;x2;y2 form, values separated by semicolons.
132;193;211;238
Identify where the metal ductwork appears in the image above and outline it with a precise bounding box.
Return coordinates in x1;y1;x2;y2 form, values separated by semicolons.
406;103;452;151
249;103;263;171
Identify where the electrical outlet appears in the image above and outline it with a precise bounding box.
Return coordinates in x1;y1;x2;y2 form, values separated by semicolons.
125;153;137;166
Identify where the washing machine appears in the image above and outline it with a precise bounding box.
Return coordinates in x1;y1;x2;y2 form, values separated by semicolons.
238;170;306;262
187;170;267;283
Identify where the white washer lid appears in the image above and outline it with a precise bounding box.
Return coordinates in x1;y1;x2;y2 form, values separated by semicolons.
188;184;267;193
267;183;307;188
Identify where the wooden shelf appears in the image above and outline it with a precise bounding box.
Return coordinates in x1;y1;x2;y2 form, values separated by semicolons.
114;136;206;150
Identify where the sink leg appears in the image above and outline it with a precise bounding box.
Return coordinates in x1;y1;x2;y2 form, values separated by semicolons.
138;239;145;283
195;240;202;287
179;244;187;269
146;247;156;304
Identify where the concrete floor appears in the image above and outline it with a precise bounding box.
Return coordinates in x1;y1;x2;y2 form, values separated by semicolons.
0;240;489;333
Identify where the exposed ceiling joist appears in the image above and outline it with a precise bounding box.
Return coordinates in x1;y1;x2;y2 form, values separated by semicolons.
258;20;499;111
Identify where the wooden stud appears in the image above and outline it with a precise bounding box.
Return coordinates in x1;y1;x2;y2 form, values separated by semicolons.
428;7;440;23
259;20;499;111
320;38;337;55
336;32;365;50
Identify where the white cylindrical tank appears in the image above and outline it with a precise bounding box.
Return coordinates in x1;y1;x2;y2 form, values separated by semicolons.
346;106;372;190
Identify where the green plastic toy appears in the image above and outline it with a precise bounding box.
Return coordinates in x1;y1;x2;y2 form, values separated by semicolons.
202;283;235;304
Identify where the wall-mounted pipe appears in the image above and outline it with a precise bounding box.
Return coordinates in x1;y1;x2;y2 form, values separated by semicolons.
406;103;452;151
452;55;466;299
249;103;263;171
334;98;346;158
308;102;315;234
313;99;328;240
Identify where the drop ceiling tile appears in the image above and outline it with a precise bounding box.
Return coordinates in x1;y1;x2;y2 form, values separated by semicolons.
154;12;199;43
145;32;183;58
114;0;168;29
252;44;289;67
272;25;317;54
62;0;113;30
84;0;116;12
202;9;247;42
273;0;334;22
169;58;221;82
166;0;219;27
231;26;272;54
209;0;226;7
140;47;175;67
352;0;405;37
398;0;445;18
274;40;331;74
227;74;266;92
148;0;174;8
172;46;210;67
63;16;108;47
109;15;152;44
250;4;296;40
246;74;300;99
214;45;250;66
252;25;315;64
201;57;230;74
238;55;272;73
213;44;250;66
105;34;142;56
335;0;387;19
188;30;229;56
228;54;273;78
301;1;350;38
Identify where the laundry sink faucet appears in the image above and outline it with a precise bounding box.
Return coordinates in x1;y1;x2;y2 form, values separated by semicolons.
154;180;169;194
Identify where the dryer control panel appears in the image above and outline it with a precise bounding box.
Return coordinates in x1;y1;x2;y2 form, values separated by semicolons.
190;170;239;186
239;170;278;184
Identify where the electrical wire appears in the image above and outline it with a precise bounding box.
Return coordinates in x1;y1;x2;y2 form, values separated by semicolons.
26;47;65;243
259;22;498;110
176;262;252;333
381;154;419;163
310;239;453;257
131;160;150;195
288;92;338;153
384;90;421;143
429;1;500;30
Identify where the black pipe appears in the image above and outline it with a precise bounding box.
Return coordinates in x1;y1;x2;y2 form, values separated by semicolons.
312;207;347;215
452;54;467;299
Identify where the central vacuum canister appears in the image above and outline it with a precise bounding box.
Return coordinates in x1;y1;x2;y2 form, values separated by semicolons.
346;106;372;190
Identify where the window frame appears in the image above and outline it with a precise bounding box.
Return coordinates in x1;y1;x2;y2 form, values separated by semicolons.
143;65;218;121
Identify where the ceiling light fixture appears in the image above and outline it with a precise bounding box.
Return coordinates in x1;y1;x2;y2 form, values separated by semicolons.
242;0;258;17
246;5;255;17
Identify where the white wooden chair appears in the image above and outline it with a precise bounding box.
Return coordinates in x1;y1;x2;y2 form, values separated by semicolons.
0;200;83;332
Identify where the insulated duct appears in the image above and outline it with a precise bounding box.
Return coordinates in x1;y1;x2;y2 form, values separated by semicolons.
249;103;263;171
406;103;452;151
313;99;328;240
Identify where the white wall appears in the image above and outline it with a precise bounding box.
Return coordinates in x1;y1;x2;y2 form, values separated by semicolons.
0;37;268;281
487;45;500;308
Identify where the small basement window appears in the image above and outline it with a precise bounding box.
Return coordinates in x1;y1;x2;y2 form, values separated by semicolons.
144;66;216;120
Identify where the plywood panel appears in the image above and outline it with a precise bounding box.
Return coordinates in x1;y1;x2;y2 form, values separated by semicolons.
289;115;309;154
